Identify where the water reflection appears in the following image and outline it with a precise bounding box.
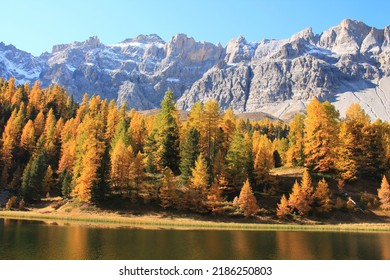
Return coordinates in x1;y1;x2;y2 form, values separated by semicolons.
1;218;390;260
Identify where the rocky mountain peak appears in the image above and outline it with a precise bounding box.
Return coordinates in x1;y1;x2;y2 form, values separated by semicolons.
290;27;315;43
225;35;257;63
1;19;389;122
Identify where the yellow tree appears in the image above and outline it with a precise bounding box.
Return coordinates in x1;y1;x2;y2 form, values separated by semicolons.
186;102;204;133
301;169;314;206
335;121;358;181
29;80;42;111
220;107;236;153
313;178;332;214
73;115;105;203
159;168;177;209
58;139;77;173
110;138;132;194
105;100;120;142
288;180;311;216
286;113;305;166
129;110;147;153
343;103;370;177
34;111;45;138
378;175;390;211
276;194;290;219
42;165;53;196
0;108;23;187
3;77;16;104
237;179;259;218
187;154;209;212
202;100;222;166
20;120;36;154
253;133;274;190
207;179;225;213
304;99;339;172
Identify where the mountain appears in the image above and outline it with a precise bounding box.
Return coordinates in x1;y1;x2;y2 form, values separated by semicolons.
1;19;389;121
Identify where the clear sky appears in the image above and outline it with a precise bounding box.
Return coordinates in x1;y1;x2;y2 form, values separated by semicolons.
1;0;389;56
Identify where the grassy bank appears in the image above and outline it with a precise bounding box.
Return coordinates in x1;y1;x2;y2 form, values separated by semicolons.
1;209;390;232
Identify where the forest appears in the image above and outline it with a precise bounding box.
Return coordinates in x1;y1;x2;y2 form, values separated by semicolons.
0;76;390;220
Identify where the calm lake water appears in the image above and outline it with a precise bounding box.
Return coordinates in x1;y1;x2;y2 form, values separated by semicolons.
1;218;390;260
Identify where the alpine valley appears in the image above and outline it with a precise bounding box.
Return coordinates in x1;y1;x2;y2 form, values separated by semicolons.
1;18;389;121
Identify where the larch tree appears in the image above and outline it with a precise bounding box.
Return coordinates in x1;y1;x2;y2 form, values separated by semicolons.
110;138;132;194
237;179;259;218
313;178;332;214
29;81;43;111
73;115;105;203
187;154;209;212
220;107;236;153
129;110;147;153
202;100;222;168
159;168;177;209
276;194;290;219
226;128;250;189
300;169;314;206
132;151;146;192
286;113;305;166
335;121;358;181
105;100;120;142
0;108;23;187
253;133;274;191
360;123;385;178
304;99;339;172
343;103;370;177
288;180;311;217
42;165;53;196
33;111;45;138
378;175;390;211
207;179;225;213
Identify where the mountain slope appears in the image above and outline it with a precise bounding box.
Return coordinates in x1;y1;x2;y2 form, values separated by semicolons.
0;19;389;121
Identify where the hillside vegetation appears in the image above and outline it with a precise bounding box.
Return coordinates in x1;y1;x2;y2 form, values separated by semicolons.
1;76;390;224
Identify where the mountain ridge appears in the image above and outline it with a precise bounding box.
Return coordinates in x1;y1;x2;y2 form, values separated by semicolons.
1;19;389;121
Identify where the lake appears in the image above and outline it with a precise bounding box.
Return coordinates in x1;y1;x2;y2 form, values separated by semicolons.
1;218;390;259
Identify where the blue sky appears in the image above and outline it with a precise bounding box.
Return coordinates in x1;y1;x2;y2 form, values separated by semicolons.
1;0;389;56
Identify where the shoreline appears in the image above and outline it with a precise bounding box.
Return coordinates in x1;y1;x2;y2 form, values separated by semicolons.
1;210;390;232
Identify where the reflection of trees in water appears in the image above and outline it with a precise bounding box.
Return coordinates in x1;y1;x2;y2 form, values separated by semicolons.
274;231;347;259
276;231;314;259
379;234;390;260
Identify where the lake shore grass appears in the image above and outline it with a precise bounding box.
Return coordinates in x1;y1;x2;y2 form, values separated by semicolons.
1;209;390;232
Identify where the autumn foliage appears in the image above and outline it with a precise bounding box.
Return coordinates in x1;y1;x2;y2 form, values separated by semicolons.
0;77;390;221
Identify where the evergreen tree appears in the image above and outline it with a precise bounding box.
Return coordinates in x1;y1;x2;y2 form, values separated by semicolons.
155;91;180;174
59;169;72;198
179;127;200;184
42;165;53;196
21;153;47;201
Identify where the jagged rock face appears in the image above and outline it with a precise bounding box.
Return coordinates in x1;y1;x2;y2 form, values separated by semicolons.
0;42;42;83
0;19;389;120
